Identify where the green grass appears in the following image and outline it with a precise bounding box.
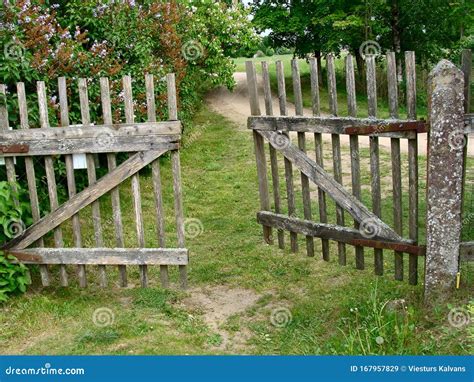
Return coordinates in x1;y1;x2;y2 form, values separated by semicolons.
1;105;472;355
234;54;428;119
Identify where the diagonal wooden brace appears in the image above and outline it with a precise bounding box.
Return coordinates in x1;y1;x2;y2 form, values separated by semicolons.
258;130;403;242
2;149;168;250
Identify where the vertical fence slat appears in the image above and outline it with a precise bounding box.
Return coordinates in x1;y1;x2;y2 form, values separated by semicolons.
406;51;418;285
327;54;346;264
346;54;365;269
78;78;104;287
246;61;273;245
146;74;169;287
387;52;404;280
17;83;49;285
38;81;68;286
167;74;187;289
0;85;18;206
366;56;383;275
59;78;82;252
100;77;127;287
310;59;329;261
292;59;314;257
122;75;147;287
262;62;284;249
276;60;298;252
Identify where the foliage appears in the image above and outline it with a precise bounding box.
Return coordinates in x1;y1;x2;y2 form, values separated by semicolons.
0;251;30;303
0;182;31;303
0;0;258;215
251;0;473;69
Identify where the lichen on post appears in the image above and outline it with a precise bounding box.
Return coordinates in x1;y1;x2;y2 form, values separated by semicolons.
425;60;465;304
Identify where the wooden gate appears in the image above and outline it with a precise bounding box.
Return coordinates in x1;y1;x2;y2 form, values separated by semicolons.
246;50;472;288
0;73;188;289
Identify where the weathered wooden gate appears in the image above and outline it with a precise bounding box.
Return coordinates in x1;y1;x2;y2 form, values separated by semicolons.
246;50;472;296
0;73;188;289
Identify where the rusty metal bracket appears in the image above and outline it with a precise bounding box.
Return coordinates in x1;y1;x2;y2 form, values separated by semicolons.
349;238;426;256
0;144;29;154
344;120;428;135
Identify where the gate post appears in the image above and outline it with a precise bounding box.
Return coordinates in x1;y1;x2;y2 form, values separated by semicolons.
424;60;465;304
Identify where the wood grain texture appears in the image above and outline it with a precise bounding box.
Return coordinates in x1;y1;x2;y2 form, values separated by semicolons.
276;60;297;251
346;54;364;270
7;248;189;265
262;61;284;249
38;81;66;285
100;76;127;287
405;51;418;285
16;82;48;285
386;52;403;280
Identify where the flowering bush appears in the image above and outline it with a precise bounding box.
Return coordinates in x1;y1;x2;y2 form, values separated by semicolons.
0;0;258;125
0;1;258;215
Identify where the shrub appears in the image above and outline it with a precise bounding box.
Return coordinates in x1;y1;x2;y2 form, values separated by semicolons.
0;251;30;303
0;182;31;303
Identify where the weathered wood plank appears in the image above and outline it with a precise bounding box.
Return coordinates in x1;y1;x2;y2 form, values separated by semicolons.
246;61;272;244
328;53;346;264
310;57;329;260
2;149;168;251
123;75;147;288
7;248;189;266
145;74;169;287
16;82;48;286
276;60;297;252
366;56;383;275
314;133;329;260
387;52;404;281
262;61;284;249
79;78;105;287
346;54;364;270
248;116;417;138
38;81;67;284
257;211;415;247
406;51;418;285
171;150;188;289
167;73;178;120
259;130;403;242
100;76;127;287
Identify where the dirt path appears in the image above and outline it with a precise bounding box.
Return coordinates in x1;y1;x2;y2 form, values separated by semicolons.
207;72;474;156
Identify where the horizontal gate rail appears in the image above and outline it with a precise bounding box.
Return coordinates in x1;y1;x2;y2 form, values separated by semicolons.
249;115;473;136
5;248;189;265
0;121;181;156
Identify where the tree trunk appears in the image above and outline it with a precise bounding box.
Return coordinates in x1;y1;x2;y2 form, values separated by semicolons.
391;0;403;83
354;48;365;93
314;50;323;86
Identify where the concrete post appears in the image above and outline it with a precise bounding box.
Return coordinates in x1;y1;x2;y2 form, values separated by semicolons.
425;60;465;304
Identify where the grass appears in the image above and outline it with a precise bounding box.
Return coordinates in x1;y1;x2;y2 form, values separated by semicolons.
234;54;429;119
1;104;472;355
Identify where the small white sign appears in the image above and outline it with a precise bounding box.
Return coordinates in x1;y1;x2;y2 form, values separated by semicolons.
73;153;87;169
